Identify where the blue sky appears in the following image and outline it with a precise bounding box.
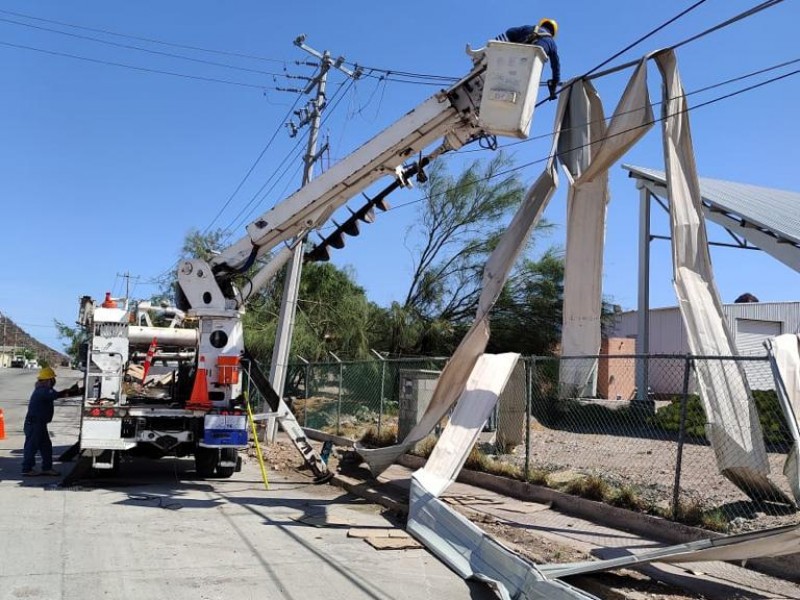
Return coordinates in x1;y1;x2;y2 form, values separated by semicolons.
0;0;798;352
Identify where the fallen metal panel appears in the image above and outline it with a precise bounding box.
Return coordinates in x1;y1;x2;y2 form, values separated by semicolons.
408;479;600;600
539;523;800;579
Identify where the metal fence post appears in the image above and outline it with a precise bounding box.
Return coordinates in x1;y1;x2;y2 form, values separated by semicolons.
304;363;310;427
330;351;343;435
672;354;693;520
296;355;310;427
371;349;387;435
525;357;533;482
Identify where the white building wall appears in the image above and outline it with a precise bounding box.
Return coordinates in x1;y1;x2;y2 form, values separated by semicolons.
609;301;800;394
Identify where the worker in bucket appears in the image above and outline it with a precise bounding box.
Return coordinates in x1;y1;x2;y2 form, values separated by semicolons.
497;18;561;101
21;366;81;477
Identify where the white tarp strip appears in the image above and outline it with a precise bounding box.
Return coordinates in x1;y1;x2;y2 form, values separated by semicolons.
539;522;800;579
654;51;785;501
357;92;570;476
407;352;599;599
765;334;800;504
558;61;655;396
359;51;794;599
415;353;520;498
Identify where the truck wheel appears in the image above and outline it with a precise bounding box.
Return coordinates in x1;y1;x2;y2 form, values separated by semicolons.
194;447;218;478
215;448;237;479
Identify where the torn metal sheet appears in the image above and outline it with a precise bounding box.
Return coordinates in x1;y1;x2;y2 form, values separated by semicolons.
538;523;800;579
558;60;654;397
408;478;600;600
655;50;788;503
414;353;519;497
765;334;800;504
357;91;569;477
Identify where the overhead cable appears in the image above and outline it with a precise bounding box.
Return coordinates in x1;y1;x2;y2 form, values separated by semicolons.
203;91;306;234
0;16;293;78
584;0;786;82
384;67;800;214
0;7;285;64
0;39;276;90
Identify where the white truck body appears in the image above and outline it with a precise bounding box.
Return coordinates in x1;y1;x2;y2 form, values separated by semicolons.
75;41;546;478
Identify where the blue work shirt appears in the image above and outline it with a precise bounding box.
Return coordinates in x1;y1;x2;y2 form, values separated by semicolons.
26;383;58;423
497;25;560;84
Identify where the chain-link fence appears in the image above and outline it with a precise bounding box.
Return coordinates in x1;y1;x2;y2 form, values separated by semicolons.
283;357;448;438
520;355;795;532
252;352;798;532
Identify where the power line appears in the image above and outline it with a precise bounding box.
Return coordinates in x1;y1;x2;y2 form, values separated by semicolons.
0;15;295;78
580;0;710;79
0;7;286;64
223;76;359;237
455;55;800;154
202;91;306;234
385;66;800;215
0;39;278;90
582;0;786;83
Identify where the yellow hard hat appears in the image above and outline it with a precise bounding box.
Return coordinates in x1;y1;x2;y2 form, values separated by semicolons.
538;18;558;37
37;366;56;380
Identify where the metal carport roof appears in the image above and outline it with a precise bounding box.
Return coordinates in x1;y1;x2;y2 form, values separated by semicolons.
622;164;800;272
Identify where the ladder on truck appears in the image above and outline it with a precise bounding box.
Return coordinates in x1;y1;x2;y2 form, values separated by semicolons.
242;349;332;483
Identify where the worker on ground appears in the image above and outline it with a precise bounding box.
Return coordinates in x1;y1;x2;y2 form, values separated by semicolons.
497;18;561;101
21;366;81;477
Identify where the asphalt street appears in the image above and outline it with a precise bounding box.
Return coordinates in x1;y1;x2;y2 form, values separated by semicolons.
0;367;495;600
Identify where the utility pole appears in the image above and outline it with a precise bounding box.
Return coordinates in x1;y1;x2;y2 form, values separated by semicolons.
266;36;360;441
116;271;139;306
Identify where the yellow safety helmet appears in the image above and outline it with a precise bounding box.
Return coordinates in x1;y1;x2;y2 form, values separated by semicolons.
538;18;558;37
37;366;56;381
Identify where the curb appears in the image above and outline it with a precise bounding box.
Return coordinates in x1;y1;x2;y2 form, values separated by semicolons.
395;454;800;584
304;429;799;583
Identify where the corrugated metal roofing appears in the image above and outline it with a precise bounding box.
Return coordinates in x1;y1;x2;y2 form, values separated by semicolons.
622;164;800;246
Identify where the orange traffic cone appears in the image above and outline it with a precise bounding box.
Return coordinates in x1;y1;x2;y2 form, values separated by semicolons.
0;408;5;440
186;356;212;411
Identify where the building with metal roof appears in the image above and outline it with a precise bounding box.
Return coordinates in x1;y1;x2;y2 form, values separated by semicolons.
617;165;799;399
623;164;800;272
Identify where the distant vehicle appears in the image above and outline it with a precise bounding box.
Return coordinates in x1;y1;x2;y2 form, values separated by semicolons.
25;359;39;369
10;356;25;368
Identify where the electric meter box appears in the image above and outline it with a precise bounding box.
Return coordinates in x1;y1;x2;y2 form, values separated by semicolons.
478;42;546;139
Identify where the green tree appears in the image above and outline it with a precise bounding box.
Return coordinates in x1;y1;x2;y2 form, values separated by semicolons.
245;262;378;363
386;152;559;356
488;250;564;355
54;319;89;366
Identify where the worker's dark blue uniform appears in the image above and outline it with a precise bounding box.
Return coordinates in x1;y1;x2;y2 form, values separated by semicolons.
497;25;560;94
22;383;58;473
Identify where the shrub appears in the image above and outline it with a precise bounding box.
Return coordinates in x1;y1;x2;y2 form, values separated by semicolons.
609;485;646;511
526;468;550;486
359;424;397;448
650;390;791;445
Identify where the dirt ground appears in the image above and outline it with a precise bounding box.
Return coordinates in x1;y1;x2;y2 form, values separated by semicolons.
253;439;707;600
505;425;799;532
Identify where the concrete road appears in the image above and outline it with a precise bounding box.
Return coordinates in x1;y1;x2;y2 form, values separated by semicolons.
0;367;493;600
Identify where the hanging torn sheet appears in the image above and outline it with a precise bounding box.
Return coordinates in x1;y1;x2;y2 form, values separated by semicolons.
558;59;655;397
765;333;800;504
655;50;788;503
356;88;571;477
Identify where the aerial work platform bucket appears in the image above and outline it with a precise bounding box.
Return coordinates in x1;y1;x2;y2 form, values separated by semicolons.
478;41;546;139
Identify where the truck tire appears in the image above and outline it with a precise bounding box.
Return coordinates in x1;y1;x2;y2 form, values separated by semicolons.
215;448;237;479
194;447;218;478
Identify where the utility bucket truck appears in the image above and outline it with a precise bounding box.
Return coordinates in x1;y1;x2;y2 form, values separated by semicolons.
73;41;547;479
